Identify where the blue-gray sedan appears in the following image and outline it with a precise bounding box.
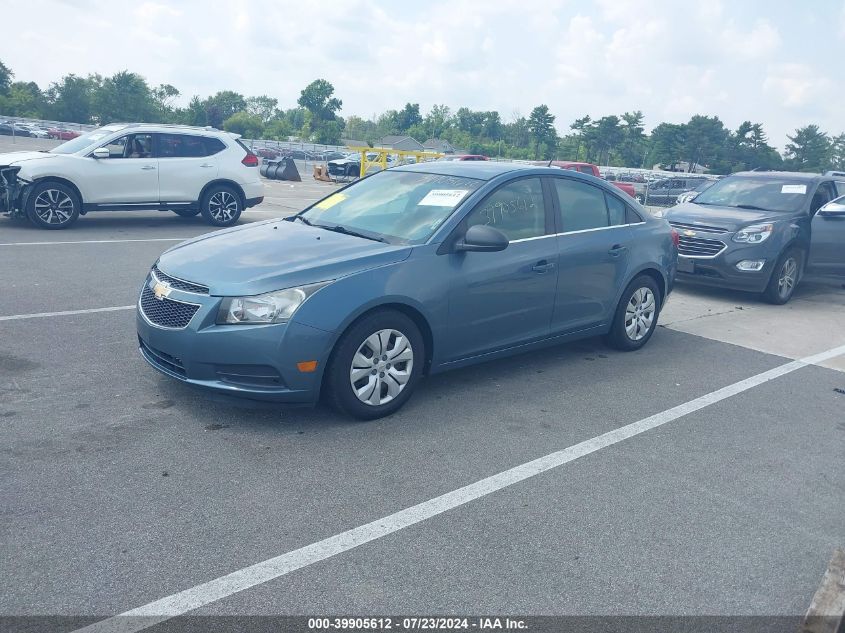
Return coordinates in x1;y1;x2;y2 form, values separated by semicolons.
137;162;677;419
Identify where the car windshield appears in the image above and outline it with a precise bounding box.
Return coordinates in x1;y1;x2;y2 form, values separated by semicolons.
693;176;810;212
49;127;123;155
301;170;483;244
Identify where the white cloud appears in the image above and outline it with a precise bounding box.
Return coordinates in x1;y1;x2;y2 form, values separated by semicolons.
763;63;832;108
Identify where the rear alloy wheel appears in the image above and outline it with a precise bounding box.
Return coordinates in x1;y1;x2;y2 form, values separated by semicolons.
605;275;661;351
325;310;424;420
762;249;801;305
200;185;242;227
26;181;80;230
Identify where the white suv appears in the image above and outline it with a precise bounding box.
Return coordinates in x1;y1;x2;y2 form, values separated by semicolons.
0;123;264;229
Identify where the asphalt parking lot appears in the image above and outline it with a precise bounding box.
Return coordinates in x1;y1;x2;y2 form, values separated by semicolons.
2;172;845;632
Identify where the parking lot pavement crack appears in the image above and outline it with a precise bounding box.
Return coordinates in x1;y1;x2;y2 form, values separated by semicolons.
661;307;744;326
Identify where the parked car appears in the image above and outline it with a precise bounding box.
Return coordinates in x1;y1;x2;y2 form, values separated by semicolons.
15;124;50;138
0;122;33;137
0;123;264;229
645;176;709;206
46;127;81;140
666;171;845;304
137;161;676;419
551;161;637;199
0;122;17;136
326;156;361;178
254;147;280;160
675;179;719;205
437;154;490;161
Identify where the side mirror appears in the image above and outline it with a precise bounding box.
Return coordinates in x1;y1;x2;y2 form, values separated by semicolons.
455;225;509;253
817;200;845;218
92;147;110;159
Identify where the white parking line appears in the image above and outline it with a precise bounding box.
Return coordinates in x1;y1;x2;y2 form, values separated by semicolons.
0;305;135;321
0;238;185;246
72;342;845;633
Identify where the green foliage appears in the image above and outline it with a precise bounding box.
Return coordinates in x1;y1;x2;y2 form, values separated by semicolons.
92;71;155;123
222;111;264;138
0;81;46;117
0;59;13;95
527;105;556;159
785;125;831;172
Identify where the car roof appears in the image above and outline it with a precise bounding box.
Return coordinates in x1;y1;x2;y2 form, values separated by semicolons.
729;171;822;181
393;161;539;180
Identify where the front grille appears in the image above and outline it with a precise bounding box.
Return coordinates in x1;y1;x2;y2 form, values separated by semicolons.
677;235;727;258
215;364;284;389
140;284;200;329
669;221;729;235
152;265;209;294
139;337;186;376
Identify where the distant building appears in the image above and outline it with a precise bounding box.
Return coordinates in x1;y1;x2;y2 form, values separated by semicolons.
342;139;368;148
423;138;456;154
374;135;425;151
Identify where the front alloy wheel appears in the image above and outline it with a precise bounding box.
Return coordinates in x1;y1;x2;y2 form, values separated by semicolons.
26;182;81;229
763;249;801;305
625;287;656;342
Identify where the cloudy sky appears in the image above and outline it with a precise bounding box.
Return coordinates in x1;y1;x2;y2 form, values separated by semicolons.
5;0;845;147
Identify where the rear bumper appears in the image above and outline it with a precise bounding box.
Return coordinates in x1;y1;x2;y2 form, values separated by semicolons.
245;196;264;208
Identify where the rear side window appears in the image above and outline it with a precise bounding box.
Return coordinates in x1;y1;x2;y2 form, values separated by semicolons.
158;134;214;158
577;166;595;175
604;193;627;226
553;178;608;232
204;137;226;155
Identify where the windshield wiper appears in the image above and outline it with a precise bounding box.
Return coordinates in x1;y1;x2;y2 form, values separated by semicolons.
732;204;773;212
290;214;313;226
313;223;388;243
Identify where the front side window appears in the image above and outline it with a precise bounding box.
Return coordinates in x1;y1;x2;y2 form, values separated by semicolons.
301;170;483;244
554;178;609;232
464;177;547;241
99;133;153;158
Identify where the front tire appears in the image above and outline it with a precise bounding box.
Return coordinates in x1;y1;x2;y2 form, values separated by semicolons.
26;181;80;230
324;310;424;420
605;275;661;351
762;248;801;305
200;185;242;227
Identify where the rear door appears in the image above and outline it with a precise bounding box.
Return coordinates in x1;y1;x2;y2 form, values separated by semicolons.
156;133;221;203
443;176;559;361
550;177;633;333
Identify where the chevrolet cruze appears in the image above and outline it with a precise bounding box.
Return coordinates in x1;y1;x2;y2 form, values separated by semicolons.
137;162;677;419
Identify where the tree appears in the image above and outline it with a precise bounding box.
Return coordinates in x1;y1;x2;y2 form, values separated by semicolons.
619;111;646;167
181;95;207;126
785;125;831;172
92;71;154;123
0;59;13;96
263;118;293;141
583;115;624;165
648;123;686;170
222;111;264;138
830;133;845;171
204;90;247;128
396;103;422;132
297;79;342;122
527;105;556;159
44;74;96;123
1;81;46;117
683;115;729;172
569;116;591;161
245;95;278;123
423;104;451;139
151;83;180;120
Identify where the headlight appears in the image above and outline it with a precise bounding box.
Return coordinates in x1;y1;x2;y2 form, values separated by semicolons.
733;223;773;244
217;282;330;325
651;208;667;218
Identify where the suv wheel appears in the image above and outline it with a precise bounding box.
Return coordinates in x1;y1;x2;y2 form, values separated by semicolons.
200;185;242;227
325;310;424;420
26;181;80;230
762;248;801;305
605;275;661;351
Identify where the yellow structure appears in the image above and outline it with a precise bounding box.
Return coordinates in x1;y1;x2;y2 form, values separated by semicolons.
347;146;443;177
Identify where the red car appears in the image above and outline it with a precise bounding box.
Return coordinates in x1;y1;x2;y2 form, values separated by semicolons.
47;127;81;141
550;161;637;199
437;154;490;161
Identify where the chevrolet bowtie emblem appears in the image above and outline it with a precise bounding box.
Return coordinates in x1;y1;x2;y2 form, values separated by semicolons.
683;229;696;237
152;280;172;300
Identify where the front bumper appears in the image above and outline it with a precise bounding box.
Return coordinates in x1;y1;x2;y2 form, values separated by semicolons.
136;279;335;404
676;244;776;293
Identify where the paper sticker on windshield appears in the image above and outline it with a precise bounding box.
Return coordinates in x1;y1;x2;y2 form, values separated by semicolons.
419;189;470;207
781;185;806;194
315;193;347;210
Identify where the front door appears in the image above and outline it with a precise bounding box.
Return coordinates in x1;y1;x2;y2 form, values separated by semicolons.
550;177;633;332
87;133;159;204
444;177;558;361
809;183;845;275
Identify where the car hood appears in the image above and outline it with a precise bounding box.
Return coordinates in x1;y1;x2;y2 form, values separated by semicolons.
156;219;412;297
0;151;56;166
665;202;788;232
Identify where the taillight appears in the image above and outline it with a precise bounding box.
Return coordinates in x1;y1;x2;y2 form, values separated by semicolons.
242;153;259;167
670;228;680;248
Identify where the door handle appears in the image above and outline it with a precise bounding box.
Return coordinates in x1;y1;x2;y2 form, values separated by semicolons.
200;163;214;168
532;260;556;273
608;244;628;257
141;165;156;170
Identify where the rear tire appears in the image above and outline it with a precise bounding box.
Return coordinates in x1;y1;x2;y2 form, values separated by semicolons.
26;181;80;230
172;208;200;218
324;310;424;420
604;275;661;351
200;185;242;227
762;248;801;305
